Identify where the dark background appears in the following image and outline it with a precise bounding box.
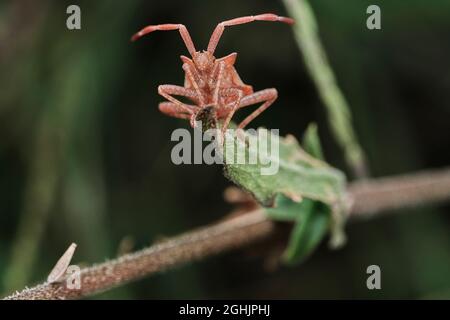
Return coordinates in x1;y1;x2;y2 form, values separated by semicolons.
0;0;449;299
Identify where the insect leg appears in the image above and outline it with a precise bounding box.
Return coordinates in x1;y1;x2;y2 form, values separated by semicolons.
237;88;278;130
159;102;192;119
221;88;243;135
182;64;206;107
213;62;226;106
158;85;200;114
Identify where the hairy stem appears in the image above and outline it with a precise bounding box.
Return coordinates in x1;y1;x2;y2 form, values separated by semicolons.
4;167;450;300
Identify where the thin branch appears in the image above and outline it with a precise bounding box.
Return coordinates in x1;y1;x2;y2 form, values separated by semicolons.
348;167;450;217
4;167;450;300
283;0;368;177
4;210;273;300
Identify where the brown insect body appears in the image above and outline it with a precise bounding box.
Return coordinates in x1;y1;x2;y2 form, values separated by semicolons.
132;14;294;134
181;52;253;117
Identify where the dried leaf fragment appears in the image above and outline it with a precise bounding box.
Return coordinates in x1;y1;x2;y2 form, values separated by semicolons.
47;243;77;283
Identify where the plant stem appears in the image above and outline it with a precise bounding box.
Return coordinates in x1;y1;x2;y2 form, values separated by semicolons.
348;167;450;216
4;211;274;300
4;167;450;300
283;0;368;178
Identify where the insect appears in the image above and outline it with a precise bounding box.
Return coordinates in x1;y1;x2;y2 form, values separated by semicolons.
132;13;294;135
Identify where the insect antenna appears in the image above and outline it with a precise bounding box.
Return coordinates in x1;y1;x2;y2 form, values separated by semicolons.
207;13;294;54
131;23;197;57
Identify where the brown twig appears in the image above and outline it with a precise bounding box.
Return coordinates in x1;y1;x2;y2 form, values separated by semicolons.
347;167;450;217
4;167;450;300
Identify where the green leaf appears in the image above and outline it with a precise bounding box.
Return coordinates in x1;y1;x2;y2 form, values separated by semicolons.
266;195;331;265
266;193;313;221
222;126;348;264
302;123;324;160
283;200;331;264
223;128;346;209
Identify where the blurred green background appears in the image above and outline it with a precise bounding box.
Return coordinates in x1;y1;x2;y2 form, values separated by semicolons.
1;0;449;299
